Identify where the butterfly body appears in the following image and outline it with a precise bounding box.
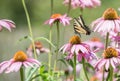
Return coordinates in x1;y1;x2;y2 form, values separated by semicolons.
73;15;91;36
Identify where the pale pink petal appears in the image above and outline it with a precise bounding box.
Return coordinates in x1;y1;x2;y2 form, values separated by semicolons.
5;62;22;73
93;20;104;32
92;0;101;6
0;61;9;73
71;45;76;54
105;59;110;71
114;20;120;32
75;45;80;55
27;58;40;67
60;43;71;54
110;59;116;69
77;45;88;53
14;62;22;72
112;57;118;63
40;48;50;53
49;19;55;25
3;19;16;28
0;20;11;31
23;61;34;68
95;59;106;70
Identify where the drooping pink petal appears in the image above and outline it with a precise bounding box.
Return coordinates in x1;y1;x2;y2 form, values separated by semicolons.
23;61;34;68
105;59;110;71
27;58;40;67
4;62;20;73
14;62;22;72
110;59;116;69
0;20;11;31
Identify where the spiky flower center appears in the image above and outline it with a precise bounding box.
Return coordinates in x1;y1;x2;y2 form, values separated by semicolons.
34;41;43;49
13;51;28;62
90;37;100;42
103;8;118;20
69;35;81;44
103;47;118;58
51;14;62;19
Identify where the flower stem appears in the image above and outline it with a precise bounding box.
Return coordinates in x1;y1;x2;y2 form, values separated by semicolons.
102;65;105;81
53;21;60;74
67;0;71;16
22;0;37;59
109;65;113;81
51;0;53;15
80;8;83;15
82;58;89;81
74;54;76;81
51;0;54;15
105;32;109;49
20;67;24;81
48;27;52;74
103;32;109;81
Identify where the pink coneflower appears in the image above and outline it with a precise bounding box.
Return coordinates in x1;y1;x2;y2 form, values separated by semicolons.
60;35;97;62
63;0;81;9
63;0;101;9
95;47;120;71
84;37;104;52
0;19;15;32
79;0;101;9
91;8;120;35
45;13;72;26
0;51;40;73
27;41;50;57
110;33;120;48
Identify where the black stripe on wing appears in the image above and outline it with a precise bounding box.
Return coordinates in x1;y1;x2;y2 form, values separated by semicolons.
73;15;91;35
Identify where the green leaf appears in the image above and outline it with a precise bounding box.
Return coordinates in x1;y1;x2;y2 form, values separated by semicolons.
85;62;94;70
29;74;41;81
57;58;67;66
25;67;39;81
39;65;45;74
35;37;56;48
68;60;74;68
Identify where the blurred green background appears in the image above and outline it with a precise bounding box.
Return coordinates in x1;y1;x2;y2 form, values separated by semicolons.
0;0;120;81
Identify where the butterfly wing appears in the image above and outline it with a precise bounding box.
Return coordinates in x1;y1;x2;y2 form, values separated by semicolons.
73;15;91;35
73;18;87;35
79;15;91;35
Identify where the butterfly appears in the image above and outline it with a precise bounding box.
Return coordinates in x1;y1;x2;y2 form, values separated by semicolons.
73;15;91;36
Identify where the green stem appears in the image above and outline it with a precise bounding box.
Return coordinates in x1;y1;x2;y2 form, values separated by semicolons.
67;0;71;16
48;27;52;74
80;8;83;15
56;21;60;53
82;58;89;81
53;21;60;74
109;65;113;81
102;65;105;81
22;0;37;59
48;0;53;74
51;0;53;15
74;54;76;81
20;67;24;81
105;32;109;49
102;32;109;81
